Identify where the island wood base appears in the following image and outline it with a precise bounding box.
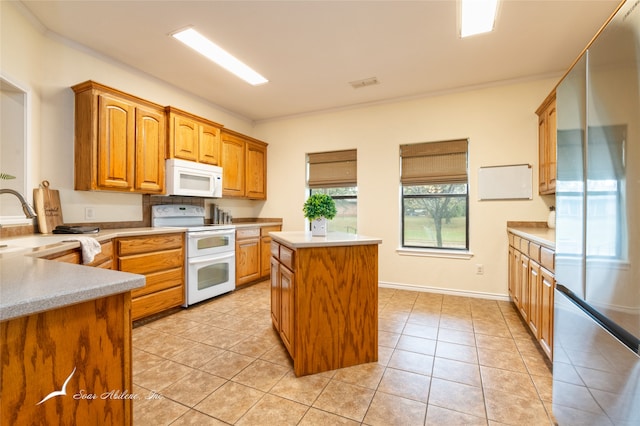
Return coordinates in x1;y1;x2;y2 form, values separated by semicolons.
270;234;379;376
1;293;133;425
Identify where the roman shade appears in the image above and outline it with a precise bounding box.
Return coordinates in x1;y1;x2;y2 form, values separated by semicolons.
307;149;357;188
400;139;468;184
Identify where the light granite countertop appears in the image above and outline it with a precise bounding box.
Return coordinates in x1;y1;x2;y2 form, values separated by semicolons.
507;226;555;250
0;255;144;321
270;231;382;249
0;227;184;322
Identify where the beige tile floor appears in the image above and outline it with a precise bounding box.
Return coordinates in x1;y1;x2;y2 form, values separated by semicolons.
132;281;555;425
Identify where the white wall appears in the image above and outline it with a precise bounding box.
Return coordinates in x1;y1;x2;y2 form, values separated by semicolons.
1;1;263;223
3;1;559;298
255;80;557;298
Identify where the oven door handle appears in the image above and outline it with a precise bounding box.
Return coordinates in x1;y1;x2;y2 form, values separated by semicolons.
188;252;235;265
188;230;234;239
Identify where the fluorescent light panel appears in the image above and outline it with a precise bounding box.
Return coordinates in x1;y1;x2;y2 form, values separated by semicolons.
461;0;498;38
172;28;268;86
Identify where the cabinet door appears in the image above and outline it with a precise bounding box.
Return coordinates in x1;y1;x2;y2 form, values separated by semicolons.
199;123;221;165
279;265;294;356
546;101;557;193
519;254;530;322
540;267;555;360
508;245;516;301
245;141;267;199
97;94;135;190
270;256;280;330
221;133;246;197
135;105;165;193
538;96;557;195
236;238;260;285
261;236;272;278
528;260;541;337
513;249;521;308
171;115;199;161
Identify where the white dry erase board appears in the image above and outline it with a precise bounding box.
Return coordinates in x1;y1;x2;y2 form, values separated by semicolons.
478;164;532;200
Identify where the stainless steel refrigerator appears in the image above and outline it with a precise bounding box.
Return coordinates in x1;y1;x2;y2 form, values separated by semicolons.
553;1;640;424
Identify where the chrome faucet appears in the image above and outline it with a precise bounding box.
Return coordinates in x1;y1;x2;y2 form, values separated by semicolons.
0;189;37;218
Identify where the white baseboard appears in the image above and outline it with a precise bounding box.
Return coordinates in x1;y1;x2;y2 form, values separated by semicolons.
378;281;511;302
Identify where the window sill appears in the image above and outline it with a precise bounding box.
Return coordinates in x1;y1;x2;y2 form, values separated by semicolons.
396;247;474;259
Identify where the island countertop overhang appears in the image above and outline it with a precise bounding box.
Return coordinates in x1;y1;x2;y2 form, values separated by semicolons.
0;256;144;322
269;231;382;249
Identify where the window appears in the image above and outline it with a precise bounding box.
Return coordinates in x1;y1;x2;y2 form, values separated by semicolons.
400;139;469;250
307;150;357;233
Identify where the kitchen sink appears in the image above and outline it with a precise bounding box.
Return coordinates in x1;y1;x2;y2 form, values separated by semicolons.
0;234;81;253
0;244;30;255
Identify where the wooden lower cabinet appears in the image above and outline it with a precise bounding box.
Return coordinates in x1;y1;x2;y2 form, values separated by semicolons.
236;224;282;287
508;231;555;360
270;240;378;376
1;292;133;425
278;261;295;355
44;240;114;269
270;256;281;331
528;259;541;337
236;227;261;286
115;233;185;321
539;267;555;359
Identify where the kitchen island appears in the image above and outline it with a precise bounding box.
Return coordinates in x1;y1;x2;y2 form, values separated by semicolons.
269;231;382;376
1;253;144;425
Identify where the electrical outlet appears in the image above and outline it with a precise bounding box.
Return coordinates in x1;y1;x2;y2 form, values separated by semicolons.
84;207;95;220
475;264;484;275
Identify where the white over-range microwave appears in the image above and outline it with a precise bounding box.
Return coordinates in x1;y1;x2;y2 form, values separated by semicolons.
165;158;223;198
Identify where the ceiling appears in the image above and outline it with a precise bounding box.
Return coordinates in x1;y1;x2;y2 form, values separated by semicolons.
19;0;621;122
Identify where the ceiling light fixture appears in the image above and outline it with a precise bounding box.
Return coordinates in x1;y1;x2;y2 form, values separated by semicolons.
171;27;268;86
460;0;499;38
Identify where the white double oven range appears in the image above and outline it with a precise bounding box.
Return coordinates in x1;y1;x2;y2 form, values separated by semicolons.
152;204;235;306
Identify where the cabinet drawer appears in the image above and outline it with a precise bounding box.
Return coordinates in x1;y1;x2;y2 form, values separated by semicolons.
519;238;529;253
237;227;260;240
271;241;280;258
280;245;294;271
529;242;541;263
541;247;555;273
512;235;521;250
132;285;184;321
119;248;183;274
117;233;183;256
46;240;113;267
261;225;281;236
88;240;113;267
48;250;81;264
131;267;183;298
509;233;515;247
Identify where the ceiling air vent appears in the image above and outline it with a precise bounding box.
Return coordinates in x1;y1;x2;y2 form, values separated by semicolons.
349;77;379;89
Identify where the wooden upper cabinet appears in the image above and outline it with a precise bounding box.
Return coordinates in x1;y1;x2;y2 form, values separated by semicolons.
221;130;246;197
246;141;267;199
166;107;222;166
221;128;267;199
72;81;166;194
536;92;557;195
135;106;165;193
97;94;135;190
170;113;199;161
199;123;221;165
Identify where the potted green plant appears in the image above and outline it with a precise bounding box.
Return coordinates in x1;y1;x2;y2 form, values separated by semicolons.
302;193;337;236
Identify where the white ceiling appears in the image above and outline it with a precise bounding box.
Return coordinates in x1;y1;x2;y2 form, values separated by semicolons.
19;0;621;122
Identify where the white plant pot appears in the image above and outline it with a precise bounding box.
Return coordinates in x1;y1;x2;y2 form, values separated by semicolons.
311;217;328;236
